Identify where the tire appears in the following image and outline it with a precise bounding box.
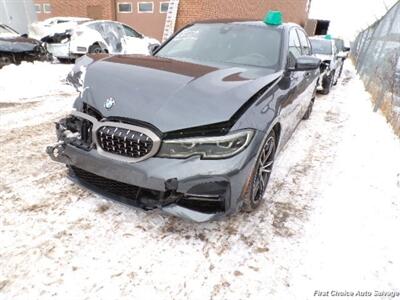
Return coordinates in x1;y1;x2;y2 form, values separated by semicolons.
303;98;314;120
338;64;344;78
58;58;73;64
88;44;105;54
242;130;277;212
320;73;333;95
333;70;339;86
0;55;14;68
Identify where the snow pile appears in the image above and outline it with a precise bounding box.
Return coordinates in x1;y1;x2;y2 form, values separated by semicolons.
0;61;78;129
0;61;75;103
0;61;399;300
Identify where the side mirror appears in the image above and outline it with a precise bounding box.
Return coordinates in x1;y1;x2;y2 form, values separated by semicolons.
343;46;350;52
294;56;321;71
149;44;160;54
21;33;28;38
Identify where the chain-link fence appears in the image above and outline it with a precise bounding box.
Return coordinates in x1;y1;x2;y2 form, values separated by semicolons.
352;1;400;136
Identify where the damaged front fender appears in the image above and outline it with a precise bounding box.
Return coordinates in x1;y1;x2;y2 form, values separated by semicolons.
66;54;109;93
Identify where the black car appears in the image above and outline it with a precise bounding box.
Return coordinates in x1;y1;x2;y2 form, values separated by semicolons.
0;24;49;68
47;14;321;222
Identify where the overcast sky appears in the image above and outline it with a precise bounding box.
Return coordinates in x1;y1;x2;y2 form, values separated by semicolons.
309;0;398;41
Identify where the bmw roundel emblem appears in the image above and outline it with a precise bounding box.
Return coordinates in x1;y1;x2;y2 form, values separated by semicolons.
104;97;115;110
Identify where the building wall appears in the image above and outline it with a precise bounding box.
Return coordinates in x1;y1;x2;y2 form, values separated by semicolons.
115;0;167;40
305;19;318;36
32;0;310;40
33;0;166;39
176;0;310;30
34;0;114;21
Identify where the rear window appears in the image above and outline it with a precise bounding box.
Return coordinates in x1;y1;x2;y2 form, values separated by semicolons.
157;23;282;69
310;39;332;55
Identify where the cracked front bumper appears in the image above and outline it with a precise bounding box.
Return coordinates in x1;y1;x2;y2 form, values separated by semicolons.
47;118;264;222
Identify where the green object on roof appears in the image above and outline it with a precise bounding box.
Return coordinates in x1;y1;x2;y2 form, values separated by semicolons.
324;34;332;40
264;10;283;26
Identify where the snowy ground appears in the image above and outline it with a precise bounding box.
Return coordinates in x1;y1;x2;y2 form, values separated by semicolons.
0;61;399;300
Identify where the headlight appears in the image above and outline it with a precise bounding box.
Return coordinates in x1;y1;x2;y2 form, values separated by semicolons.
157;129;254;159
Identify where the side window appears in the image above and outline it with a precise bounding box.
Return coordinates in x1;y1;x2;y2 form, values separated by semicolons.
109;23;125;42
297;29;311;55
89;23;106;39
123;25;142;38
138;2;154;13
35;4;41;13
288;29;302;67
118;3;133;13
43;3;52;13
160;2;169;13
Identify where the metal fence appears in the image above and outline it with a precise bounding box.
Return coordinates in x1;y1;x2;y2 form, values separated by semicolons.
352;1;400;136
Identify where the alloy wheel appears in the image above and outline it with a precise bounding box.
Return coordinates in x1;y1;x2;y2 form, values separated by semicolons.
92;48;103;53
251;134;276;205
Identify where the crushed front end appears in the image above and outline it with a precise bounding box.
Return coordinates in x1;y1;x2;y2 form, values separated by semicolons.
47;107;260;222
0;38;50;68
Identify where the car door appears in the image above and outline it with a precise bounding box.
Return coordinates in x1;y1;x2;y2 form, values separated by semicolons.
121;24;149;55
279;28;306;145
297;29;317;115
98;22;125;54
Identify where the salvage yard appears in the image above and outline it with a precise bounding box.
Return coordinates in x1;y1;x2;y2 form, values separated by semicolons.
1;61;400;299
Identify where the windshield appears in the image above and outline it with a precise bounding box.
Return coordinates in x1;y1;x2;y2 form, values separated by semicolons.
310;39;332;55
156;23;282;69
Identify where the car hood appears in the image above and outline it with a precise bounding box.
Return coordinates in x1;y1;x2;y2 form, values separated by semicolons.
29;22;81;40
0;36;41;52
80;55;282;132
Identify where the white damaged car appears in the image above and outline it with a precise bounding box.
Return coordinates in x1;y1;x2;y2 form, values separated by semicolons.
29;17;91;40
310;36;344;95
41;20;160;62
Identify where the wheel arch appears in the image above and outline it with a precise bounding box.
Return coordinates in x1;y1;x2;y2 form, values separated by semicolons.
89;41;109;53
272;122;281;146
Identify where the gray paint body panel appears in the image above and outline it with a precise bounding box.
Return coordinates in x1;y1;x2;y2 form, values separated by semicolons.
80;55;282;132
49;22;321;222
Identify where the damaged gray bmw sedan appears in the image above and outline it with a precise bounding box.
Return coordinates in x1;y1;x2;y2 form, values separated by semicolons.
47;17;321;222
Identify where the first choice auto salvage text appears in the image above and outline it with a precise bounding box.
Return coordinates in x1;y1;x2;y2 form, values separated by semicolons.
314;290;400;298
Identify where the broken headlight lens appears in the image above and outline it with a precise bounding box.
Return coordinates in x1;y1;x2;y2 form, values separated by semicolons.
157;129;254;159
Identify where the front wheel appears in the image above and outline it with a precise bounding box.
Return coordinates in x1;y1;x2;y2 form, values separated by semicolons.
242;130;277;212
303;98;314;120
320;72;333;95
333;69;339;86
88;44;105;54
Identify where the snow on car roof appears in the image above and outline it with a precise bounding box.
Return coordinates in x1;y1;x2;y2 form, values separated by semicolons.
44;17;91;22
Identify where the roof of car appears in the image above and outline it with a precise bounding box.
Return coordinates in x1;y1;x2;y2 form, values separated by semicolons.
83;20;122;25
190;19;299;30
46;17;91;22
